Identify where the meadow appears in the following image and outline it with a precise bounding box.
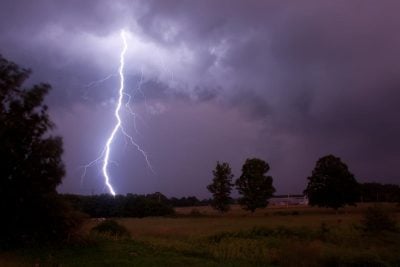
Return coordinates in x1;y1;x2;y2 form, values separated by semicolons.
1;203;399;266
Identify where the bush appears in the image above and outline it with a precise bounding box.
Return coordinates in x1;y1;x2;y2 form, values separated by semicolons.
361;206;397;232
91;220;130;238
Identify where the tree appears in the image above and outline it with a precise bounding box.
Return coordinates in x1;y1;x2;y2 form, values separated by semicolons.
0;55;81;247
235;158;275;212
207;161;234;213
304;155;360;210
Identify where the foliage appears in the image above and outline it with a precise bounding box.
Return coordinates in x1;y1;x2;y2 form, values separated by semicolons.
0;54;82;247
62;193;175;218
304;155;360;210
168;196;207;207
360;205;397;232
207;161;234;213
63;193;214;217
235;158;275;212
145;191;170;204
91;220;130;238
360;182;400;202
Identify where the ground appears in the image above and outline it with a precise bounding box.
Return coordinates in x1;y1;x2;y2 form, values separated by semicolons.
1;204;399;266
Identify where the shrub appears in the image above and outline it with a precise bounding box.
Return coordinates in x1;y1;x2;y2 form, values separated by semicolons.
361;206;397;232
91;220;130;238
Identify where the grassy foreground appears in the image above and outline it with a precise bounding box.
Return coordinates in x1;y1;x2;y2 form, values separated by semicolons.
1;204;399;266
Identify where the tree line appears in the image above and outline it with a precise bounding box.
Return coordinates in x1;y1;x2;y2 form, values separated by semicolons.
61;193;216;218
207;155;400;213
359;182;400;203
62;194;174;218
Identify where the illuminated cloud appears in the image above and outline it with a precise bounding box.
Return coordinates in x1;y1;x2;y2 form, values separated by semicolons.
0;0;399;196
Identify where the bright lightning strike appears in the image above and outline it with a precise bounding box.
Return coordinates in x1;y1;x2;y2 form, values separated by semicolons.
80;30;155;195
101;30;128;196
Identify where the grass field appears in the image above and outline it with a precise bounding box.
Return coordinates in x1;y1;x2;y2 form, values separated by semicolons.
1;203;399;266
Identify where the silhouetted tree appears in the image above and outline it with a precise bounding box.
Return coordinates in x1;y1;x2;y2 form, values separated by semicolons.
207;161;234;213
236;158;275;212
304;155;360;210
0;55;82;247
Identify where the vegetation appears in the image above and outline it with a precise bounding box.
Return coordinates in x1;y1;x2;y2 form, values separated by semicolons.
0;55;83;247
62;194;175;218
360;182;400;203
361;205;397;232
169;196;209;207
207;161;234;213
304;155;360;210
91;219;130;238
236;158;275;212
1;204;399;266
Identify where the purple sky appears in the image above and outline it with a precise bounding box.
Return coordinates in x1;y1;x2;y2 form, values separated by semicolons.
1;0;399;198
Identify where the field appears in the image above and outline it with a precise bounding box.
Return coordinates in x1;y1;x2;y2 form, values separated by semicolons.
1;204;399;266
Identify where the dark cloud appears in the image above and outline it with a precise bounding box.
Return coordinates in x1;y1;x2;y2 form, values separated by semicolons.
0;0;399;197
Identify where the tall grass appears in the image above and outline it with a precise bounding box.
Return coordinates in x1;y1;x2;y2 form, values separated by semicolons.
1;204;399;266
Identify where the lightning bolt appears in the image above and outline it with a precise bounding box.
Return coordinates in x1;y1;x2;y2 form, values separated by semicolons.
100;30;128;196
80;30;155;195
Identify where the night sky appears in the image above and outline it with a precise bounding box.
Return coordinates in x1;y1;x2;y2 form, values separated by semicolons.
1;0;399;197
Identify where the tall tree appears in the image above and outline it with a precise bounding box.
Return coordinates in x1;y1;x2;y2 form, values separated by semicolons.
236;158;275;212
0;55;80;247
304;155;360;210
207;161;234;213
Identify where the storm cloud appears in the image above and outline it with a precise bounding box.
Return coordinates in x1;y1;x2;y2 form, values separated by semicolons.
1;0;399;197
